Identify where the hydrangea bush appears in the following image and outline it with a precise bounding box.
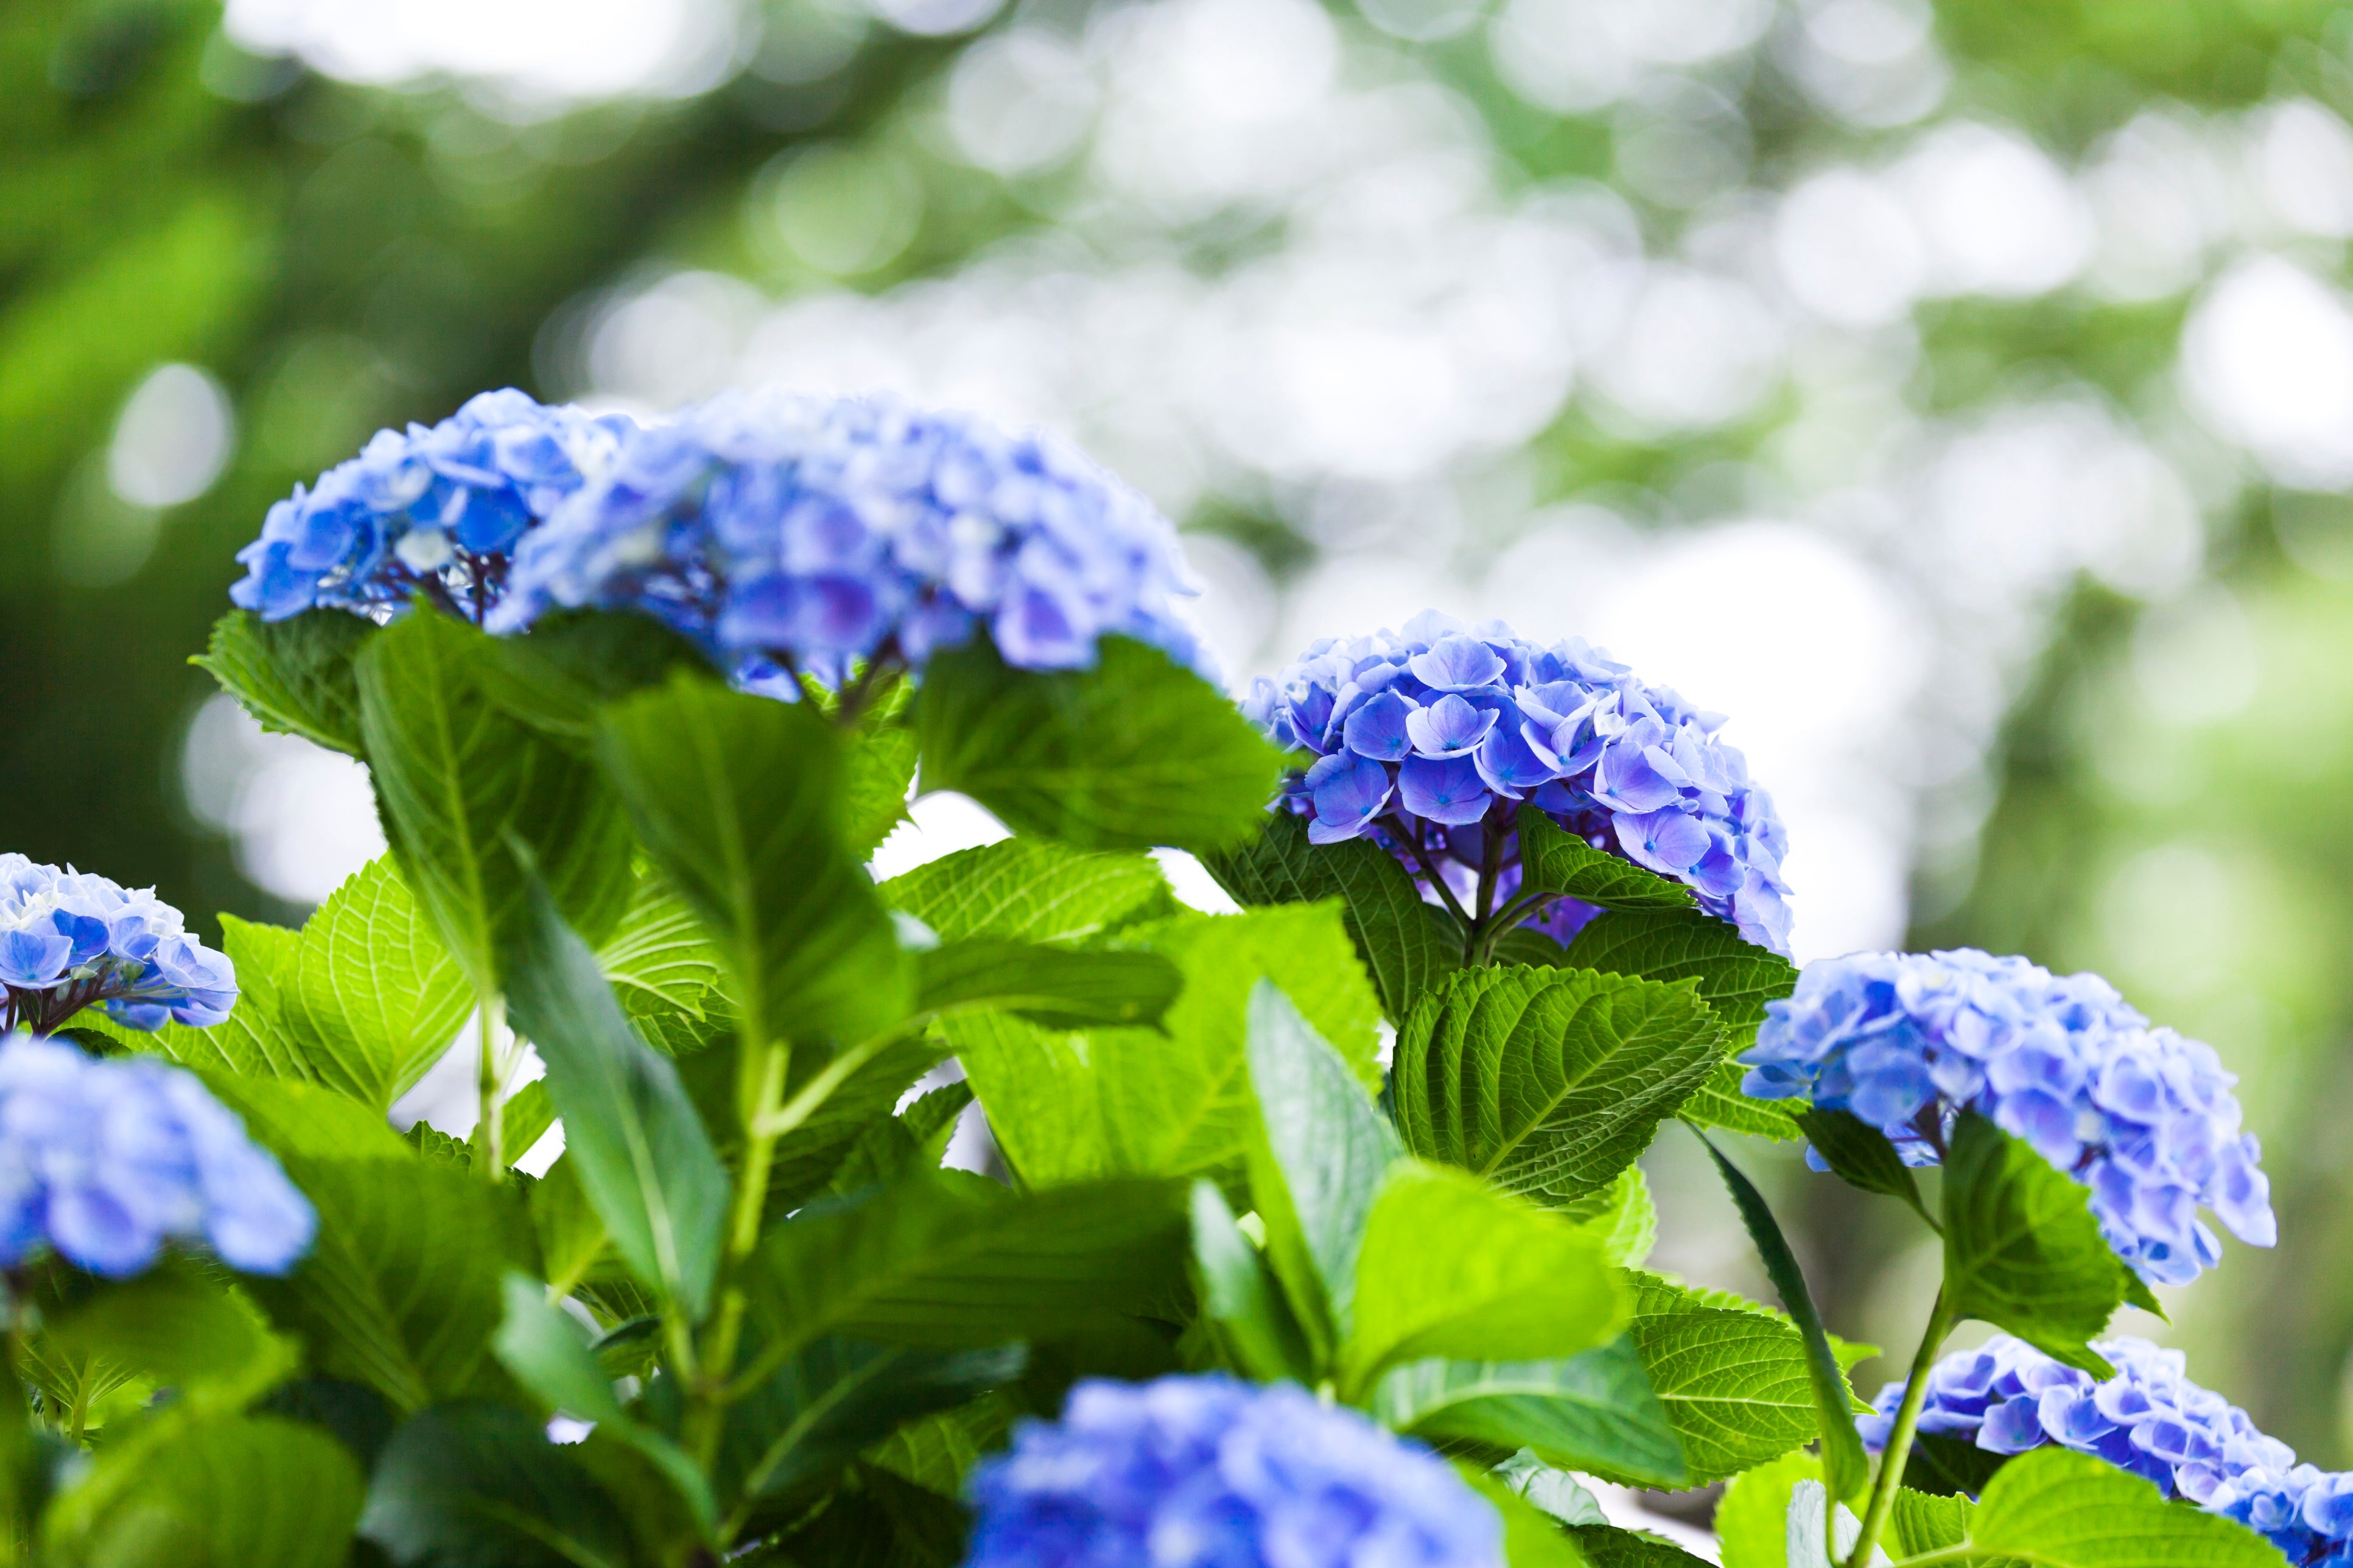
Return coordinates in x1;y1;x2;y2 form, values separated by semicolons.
2;383;2298;1568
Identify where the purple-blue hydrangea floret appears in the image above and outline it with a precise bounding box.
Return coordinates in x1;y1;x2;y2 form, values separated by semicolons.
230;388;634;625
0;1032;314;1278
966;1374;1503;1568
1240;611;1794;954
484;390;1212;690
1742;949;2273;1286
1862;1334;2351;1566
0;855;237;1035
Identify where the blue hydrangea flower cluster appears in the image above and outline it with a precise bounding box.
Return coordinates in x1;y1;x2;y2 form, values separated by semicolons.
0;855;236;1036
0;1032;314;1278
1240;612;1794;954
1862;1334;2353;1566
231;390;633;624
964;1375;1504;1568
1741;948;2273;1285
485;390;1210;693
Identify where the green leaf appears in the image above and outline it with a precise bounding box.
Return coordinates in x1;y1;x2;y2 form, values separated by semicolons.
1695;1133;1870;1505
502;872;731;1321
195;607;374;757
1339;1162;1625;1399
501;1079;558;1163
764;1034;953;1209
1715;1451;1822;1568
1905;1433;2010;1499
880;838;1168;945
472;607;718;751
1241;978;1400;1368
717;1336;1023;1523
1798;1108;1936;1228
278;856;475;1110
1394;965;1725;1206
80;915;309;1081
1617;1272;1822;1485
1374;1338;1686;1488
867;1396;1014;1498
749;1171;1190;1357
1189;1178;1314;1383
1942;1113;2128;1374
1561;1165;1658;1269
530;1155;620;1299
1941;1446;2284;1566
356;606;634;997
44;1413;364;1568
1201;807;1461;1023
1455;1464;1590;1568
953;905;1384;1188
843;721;919;860
491;1276;715;1535
598;673;912;1048
359;1402;633;1568
1519;811;1695;911
1569;1524;1716;1567
1495;1451;1610;1525
1556;906;1802;1139
773;1461;969;1568
595;872;725;1021
1891;1488;1974;1556
916;634;1284;853
914;939;1183;1029
198;1070;412;1163
34;1259;289;1398
244;1157;536;1412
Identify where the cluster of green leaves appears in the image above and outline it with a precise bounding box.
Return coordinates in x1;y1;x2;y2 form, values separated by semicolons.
0;600;2289;1568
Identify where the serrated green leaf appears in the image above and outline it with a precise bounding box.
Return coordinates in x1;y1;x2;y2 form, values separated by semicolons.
502;873;730;1321
1696;1133;1870;1505
717;1336;1023;1529
1616;1272;1823;1485
1519;811;1695;911
598;673;912;1049
1242;979;1401;1369
1496;1451;1610;1526
198;1070;412;1162
1570;1524;1716;1567
33;1259;287;1400
916;634;1284;853
1190;1179;1314;1383
276;856;474;1111
866;1396;1014;1497
748;1171;1189;1360
913;939;1182;1029
763;1034;952;1209
1937;1447;2282;1566
595;872;724;1021
1716;1451;1823;1568
472;607;718;751
357;607;635;998
195;607;374;757
1394;965;1724;1206
1339;1162;1625;1399
880;838;1168;945
500;1078;557;1162
1375;1338;1686;1488
79;915;311;1080
244;1157;536;1413
843;721;919;860
1680;1060;1809;1141
44;1412;364;1568
1943;1113;2127;1375
953;905;1383;1188
1560;1165;1658;1269
360;1402;633;1568
1798;1109;1935;1228
1891;1488;1974;1556
1201;808;1461;1023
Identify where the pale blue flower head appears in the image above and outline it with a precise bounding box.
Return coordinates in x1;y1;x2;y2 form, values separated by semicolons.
0;1032;313;1278
230;389;633;624
0;855;236;1035
1240;611;1794;954
1862;1333;2346;1566
1742;949;2273;1285
486;390;1210;691
965;1375;1503;1568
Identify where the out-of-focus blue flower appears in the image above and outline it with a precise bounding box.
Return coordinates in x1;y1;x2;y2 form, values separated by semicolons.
0;1032;312;1278
1240;612;1793;954
1862;1334;2351;1566
964;1375;1503;1568
0;856;236;1036
230;390;632;624
486;390;1210;691
1742;949;2272;1286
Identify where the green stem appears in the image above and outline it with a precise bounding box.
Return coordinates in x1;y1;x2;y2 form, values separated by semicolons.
1846;1287;1957;1568
474;994;506;1183
682;1035;791;1468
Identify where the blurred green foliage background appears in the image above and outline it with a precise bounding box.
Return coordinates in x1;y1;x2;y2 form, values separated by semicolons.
13;0;2353;1483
